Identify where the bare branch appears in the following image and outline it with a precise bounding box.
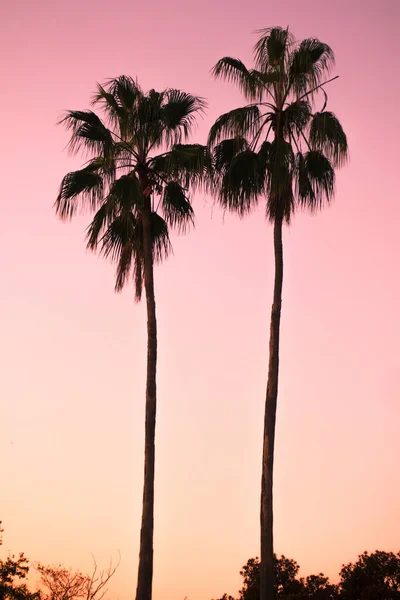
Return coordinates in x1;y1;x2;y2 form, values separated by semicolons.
36;555;120;600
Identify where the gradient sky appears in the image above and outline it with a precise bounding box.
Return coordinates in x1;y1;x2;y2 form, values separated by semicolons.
1;1;400;599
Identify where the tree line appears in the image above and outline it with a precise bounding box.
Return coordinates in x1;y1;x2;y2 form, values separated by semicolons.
3;521;400;600
214;552;400;600
55;26;348;600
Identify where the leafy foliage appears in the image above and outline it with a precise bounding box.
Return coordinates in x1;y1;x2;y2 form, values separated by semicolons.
0;525;39;600
339;550;400;599
213;551;400;600
213;556;339;600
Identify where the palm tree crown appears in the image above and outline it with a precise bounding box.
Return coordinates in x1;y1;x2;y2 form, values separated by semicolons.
56;75;209;297
209;26;348;219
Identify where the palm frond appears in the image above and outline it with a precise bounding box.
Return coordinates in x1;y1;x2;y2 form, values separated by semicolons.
253;26;294;70
265;139;295;222
289;39;335;94
295;150;335;210
85;155;116;181
115;242;134;292
282;100;311;133
86;198;118;250
219;149;264;215
161;181;194;233
299;38;335;71
309;111;348;167
95;76;145;140
267;138;295;173
250;68;281;89
213;137;249;172
112;141;137;163
107;210;171;299
151;144;211;187
134;92;164;150
100;212;137;261
151;212;172;262
99;209;145;299
211;57;262;100
55;168;103;220
133;255;144;302
257;140;272;172
108;173;143;212
108;75;143;111
208;105;262;147
91;83;124;126
295;152;315;207
60;110;114;157
266;183;294;223
136;90;164;125
162;90;206;142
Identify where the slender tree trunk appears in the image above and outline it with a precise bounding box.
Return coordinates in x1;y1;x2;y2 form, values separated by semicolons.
135;202;157;600
260;215;283;600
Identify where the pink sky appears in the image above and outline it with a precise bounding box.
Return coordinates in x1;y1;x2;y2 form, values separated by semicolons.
1;0;400;599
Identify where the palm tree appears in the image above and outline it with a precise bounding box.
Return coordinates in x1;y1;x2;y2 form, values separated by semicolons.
208;27;348;600
55;76;209;600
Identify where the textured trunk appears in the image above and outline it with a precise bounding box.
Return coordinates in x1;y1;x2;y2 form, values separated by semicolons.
260;215;283;600
135;202;157;600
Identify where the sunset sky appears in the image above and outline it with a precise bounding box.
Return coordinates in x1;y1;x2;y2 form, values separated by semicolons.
1;1;400;599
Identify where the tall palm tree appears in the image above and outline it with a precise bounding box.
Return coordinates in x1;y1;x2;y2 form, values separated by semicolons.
55;76;209;600
208;27;348;600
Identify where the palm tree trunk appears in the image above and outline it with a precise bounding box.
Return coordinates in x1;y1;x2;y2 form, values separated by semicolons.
135;204;157;600
260;215;283;600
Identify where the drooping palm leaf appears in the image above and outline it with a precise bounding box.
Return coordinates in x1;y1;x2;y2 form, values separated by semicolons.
211;57;262;100
100;212;137;261
309;111;348;167
264;138;295;222
161;181;194;233
115;242;134;292
213;137;249;172
295;152;315;207
282;100;311;134
91;83;124;127
97;211;142;297
220;149;265;214
86;195;120;250
208;105;262;147
150;212;172;262
108;174;144;211
151;144;211;186
60;110;114;157
289;39;335;95
299;150;335;209
56;168;103;220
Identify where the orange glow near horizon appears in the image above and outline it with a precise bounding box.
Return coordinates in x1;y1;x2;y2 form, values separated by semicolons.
1;1;400;600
